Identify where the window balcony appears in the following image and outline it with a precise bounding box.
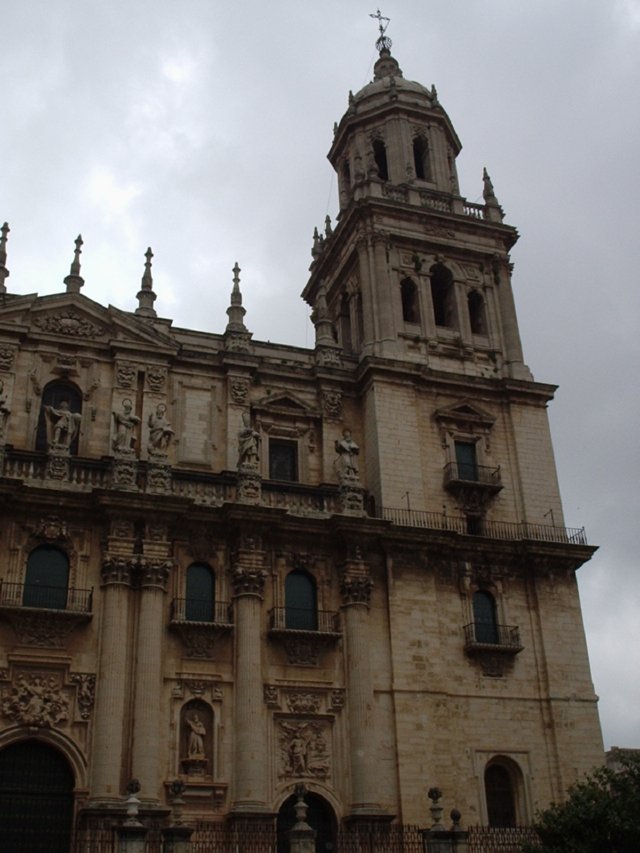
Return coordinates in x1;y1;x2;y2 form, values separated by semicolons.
268;607;342;667
169;599;233;660
443;461;502;489
170;598;233;627
0;581;93;614
0;581;93;647
463;622;523;654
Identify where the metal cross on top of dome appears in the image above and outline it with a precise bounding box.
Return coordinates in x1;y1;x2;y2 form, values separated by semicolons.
369;8;392;52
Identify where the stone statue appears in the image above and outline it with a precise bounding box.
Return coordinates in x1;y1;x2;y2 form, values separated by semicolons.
148;403;174;451
335;428;359;479
237;411;260;469
186;713;206;757
44;399;82;450
113;398;140;452
0;379;10;436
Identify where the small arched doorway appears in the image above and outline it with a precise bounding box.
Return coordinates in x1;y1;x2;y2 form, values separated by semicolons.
277;790;337;852
0;740;75;852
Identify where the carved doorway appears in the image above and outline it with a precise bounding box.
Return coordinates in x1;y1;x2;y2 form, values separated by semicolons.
0;739;75;852
277;791;337;852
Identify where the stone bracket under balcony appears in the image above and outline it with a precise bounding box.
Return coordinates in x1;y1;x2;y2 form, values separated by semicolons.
169;599;233;660
0;582;93;648
268;608;341;666
463;621;523;677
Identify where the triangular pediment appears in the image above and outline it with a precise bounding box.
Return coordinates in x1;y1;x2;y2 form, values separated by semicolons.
257;393;311;414
0;292;177;352
434;400;495;428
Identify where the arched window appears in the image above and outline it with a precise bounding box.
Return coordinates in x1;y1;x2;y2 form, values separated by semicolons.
36;380;83;454
24;545;69;610
342;159;351;187
485;761;517;827
430;264;456;328
468;290;487;335
473;590;499;644
185;562;215;622
413;136;431;181
373;139;389;181
400;278;420;324
285;571;317;631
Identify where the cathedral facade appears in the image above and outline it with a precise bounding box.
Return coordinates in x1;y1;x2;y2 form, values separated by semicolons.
0;41;603;851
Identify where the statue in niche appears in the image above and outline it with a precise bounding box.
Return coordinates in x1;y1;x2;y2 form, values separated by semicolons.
147;403;174;452
112;398;140;452
186;712;206;758
0;379;10;436
44;399;81;450
237;410;260;469
334;428;359;480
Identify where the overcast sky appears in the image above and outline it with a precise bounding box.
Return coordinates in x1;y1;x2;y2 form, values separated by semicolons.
2;0;639;751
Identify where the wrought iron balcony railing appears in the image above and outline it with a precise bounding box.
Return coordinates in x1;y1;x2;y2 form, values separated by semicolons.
381;507;588;545
269;607;341;635
170;598;233;626
463;621;523;653
444;461;502;487
0;581;93;613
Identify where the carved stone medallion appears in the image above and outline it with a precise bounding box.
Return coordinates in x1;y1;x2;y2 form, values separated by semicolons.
1;672;69;728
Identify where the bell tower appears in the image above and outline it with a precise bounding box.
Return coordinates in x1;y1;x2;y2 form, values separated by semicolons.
303;30;531;384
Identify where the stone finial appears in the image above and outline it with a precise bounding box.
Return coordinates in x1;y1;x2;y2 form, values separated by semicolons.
135;247;157;317
324;216;333;238
431;84;439;105
64;234;85;294
225;262;248;333
0;222;10;294
311;227;321;260
482;168;504;222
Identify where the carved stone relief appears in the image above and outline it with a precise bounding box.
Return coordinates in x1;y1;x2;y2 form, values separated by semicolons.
146;366;167;391
34;310;105;338
116;362;137;389
322;390;342;419
229;378;249;406
264;684;280;708
278;720;331;779
1;672;69;727
0;346;15;371
285;692;321;714
70;673;96;720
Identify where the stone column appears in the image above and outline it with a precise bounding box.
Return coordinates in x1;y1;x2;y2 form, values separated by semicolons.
340;547;383;817
90;522;136;803
229;535;268;815
130;524;172;801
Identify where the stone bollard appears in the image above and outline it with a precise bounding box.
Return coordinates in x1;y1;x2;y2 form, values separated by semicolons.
288;784;317;853
117;780;148;853
162;780;194;853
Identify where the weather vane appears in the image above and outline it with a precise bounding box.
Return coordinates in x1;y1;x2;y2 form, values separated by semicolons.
370;8;392;52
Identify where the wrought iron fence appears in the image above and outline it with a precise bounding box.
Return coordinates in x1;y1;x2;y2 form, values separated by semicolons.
170;598;233;625
444;461;502;486
70;821;539;852
0;580;93;613
382;507;587;545
269;606;341;634
337;824;424;852
463;621;523;651
468;825;539;851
